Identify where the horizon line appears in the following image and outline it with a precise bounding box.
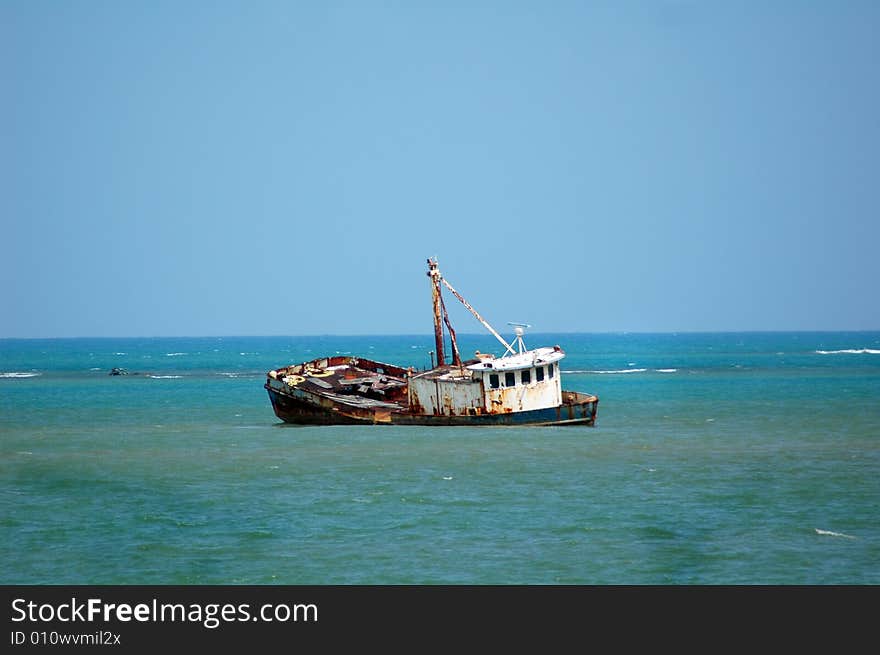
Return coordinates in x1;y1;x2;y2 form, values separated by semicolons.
2;329;879;341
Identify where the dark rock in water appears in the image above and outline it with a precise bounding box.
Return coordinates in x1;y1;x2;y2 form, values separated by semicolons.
109;367;129;376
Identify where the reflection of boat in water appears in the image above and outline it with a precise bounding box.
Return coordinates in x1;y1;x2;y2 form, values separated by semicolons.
264;258;598;426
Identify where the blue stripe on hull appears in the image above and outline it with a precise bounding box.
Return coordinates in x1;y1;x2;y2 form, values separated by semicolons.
389;404;595;426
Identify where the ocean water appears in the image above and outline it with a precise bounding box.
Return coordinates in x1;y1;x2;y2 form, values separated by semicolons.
1;332;878;584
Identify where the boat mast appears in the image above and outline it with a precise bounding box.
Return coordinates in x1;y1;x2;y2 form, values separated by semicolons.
427;258;445;367
440;291;462;367
429;257;517;362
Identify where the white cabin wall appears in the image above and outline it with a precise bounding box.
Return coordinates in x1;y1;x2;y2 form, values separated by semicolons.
482;363;561;413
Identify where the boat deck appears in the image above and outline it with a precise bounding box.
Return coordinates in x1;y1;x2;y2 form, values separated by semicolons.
267;357;410;410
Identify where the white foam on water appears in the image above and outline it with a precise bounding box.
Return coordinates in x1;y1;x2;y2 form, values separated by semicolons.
566;368;679;374
0;372;41;378
148;375;183;379
588;368;648;374
816;349;880;355
165;352;186;357
815;528;856;539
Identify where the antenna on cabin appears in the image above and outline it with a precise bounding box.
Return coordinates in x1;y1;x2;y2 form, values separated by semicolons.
508;322;531;354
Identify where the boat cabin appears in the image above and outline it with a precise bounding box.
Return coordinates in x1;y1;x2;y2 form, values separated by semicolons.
407;338;566;417
468;346;564;414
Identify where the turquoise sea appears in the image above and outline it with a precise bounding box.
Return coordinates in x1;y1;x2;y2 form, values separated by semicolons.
1;332;878;584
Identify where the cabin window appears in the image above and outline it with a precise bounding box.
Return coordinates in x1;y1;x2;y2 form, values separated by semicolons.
489;373;500;389
521;369;531;385
536;366;545;382
505;371;516;387
549;363;555;379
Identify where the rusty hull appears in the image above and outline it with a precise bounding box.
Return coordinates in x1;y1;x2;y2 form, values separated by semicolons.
265;356;598;426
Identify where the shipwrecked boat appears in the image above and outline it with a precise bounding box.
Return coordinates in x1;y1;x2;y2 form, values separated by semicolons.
265;259;598;426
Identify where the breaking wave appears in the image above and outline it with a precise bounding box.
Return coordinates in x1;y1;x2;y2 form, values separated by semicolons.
148;375;183;379
815;528;856;539
165;353;187;357
0;372;41;379
566;368;647;375
565;368;679;375
815;349;880;355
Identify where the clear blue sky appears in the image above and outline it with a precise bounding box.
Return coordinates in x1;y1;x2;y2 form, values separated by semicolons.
3;1;878;338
